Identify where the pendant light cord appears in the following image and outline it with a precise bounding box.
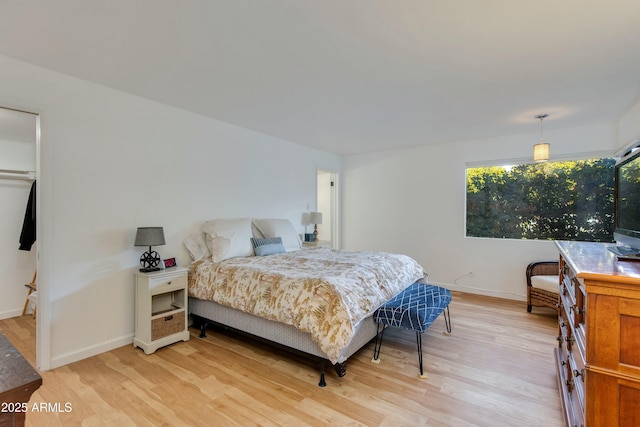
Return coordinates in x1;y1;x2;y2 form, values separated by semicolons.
535;113;549;141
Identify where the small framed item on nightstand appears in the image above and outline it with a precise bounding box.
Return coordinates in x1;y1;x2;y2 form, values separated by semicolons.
163;257;177;269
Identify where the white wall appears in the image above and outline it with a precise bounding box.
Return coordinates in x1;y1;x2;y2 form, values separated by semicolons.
343;122;619;300
0;54;341;369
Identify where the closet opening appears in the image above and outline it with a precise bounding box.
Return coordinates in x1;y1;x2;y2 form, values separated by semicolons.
0;106;40;366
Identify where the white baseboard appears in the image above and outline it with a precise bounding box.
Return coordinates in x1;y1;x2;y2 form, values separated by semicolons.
430;281;526;302
50;333;134;369
0;308;25;320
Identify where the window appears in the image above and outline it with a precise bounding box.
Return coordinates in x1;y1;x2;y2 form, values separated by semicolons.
466;158;615;241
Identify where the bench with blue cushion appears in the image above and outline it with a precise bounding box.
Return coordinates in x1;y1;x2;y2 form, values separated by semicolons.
372;281;452;378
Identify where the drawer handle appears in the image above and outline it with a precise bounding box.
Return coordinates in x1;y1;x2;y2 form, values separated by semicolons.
164;315;174;321
167;281;172;285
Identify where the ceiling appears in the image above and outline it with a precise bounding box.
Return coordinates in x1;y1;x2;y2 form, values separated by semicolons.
1;1;640;155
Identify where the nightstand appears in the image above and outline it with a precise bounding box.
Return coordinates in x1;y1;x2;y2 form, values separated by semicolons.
302;240;332;248
133;267;190;354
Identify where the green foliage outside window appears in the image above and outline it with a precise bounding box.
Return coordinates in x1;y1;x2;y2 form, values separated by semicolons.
466;158;616;241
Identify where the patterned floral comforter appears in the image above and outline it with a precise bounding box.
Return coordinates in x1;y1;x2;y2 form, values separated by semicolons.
188;247;425;363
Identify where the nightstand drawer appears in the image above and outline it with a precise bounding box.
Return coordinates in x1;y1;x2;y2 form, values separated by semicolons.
148;273;187;293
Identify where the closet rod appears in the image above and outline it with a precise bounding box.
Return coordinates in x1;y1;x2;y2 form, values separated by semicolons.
0;169;36;181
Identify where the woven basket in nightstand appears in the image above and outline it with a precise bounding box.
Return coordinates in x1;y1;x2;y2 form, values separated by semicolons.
151;311;185;341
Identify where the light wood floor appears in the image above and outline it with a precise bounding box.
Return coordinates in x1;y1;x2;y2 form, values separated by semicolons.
1;293;562;426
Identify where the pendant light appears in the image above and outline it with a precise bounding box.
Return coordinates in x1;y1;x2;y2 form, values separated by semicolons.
533;114;550;162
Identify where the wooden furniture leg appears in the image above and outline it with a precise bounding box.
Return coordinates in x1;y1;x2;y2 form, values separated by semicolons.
21;271;37;317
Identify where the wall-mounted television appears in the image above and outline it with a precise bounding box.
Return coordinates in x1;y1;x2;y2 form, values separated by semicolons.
613;147;640;256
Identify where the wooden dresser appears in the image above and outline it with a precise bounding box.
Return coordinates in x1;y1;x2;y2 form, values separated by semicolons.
555;241;640;427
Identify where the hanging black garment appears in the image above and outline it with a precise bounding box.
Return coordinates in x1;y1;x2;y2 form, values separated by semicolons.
19;180;36;251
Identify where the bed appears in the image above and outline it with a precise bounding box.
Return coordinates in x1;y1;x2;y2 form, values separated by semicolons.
184;218;426;386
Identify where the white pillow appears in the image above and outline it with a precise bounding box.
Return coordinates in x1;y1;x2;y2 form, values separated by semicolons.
183;232;211;261
252;218;302;252
251;221;264;239
202;218;254;262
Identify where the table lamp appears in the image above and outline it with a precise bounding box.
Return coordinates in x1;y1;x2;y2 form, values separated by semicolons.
135;227;165;272
309;212;322;242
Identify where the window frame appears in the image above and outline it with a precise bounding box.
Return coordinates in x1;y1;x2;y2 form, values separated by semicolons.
464;153;616;242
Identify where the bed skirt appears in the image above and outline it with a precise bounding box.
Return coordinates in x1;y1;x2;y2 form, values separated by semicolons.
189;296;379;365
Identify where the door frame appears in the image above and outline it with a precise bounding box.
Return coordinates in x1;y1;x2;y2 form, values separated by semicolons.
316;169;340;249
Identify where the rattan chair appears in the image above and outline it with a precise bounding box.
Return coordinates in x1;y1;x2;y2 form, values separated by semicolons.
526;261;559;312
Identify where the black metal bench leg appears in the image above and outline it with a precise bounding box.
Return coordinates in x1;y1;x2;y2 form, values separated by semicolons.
416;331;426;378
372;322;385;363
443;306;452;335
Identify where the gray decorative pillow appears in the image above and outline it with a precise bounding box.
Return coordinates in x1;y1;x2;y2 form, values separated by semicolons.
251;237;286;256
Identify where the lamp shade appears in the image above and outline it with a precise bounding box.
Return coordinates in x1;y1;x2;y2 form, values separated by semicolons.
533;114;550;162
134;227;166;247
533;142;550;163
301;212;311;226
309;212;323;224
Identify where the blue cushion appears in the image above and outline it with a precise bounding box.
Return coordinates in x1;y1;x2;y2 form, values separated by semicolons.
251;237;286;256
373;282;451;332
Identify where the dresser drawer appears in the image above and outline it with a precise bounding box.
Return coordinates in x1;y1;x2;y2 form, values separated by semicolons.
568;348;586;410
555;347;585;427
561;264;575;300
558;310;571;348
559;293;576;349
